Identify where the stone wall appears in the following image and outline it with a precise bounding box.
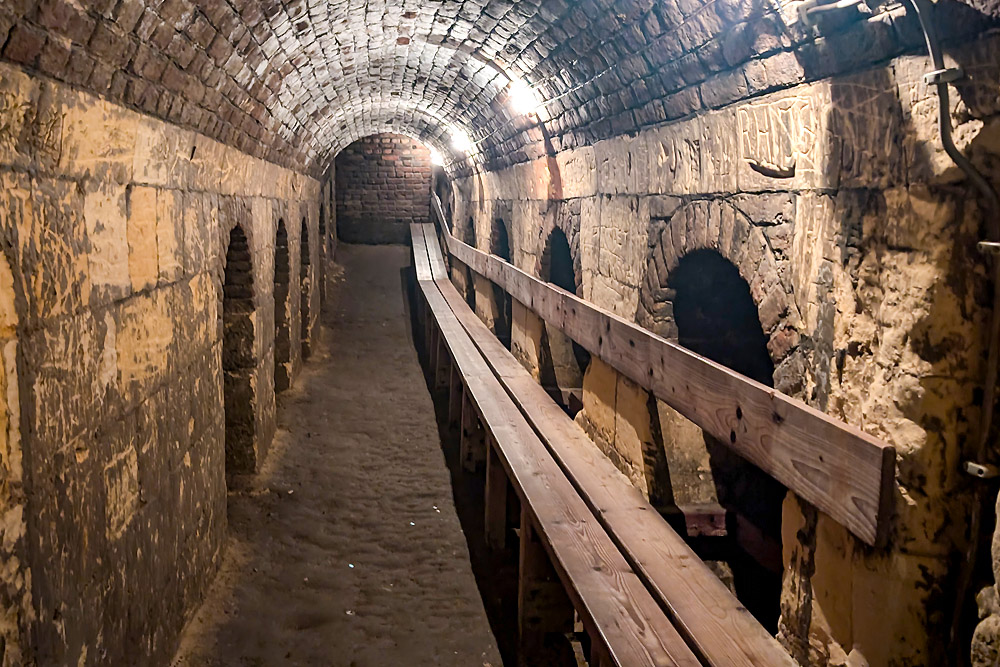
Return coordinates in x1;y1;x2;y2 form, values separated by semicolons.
0;61;319;665
335;134;432;245
446;30;1000;666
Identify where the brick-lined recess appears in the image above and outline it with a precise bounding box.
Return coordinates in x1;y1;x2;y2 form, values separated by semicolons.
1;0;993;175
222;225;257;472
335;134;431;244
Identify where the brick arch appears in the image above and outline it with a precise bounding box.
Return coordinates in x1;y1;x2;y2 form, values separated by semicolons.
537;214;589;416
637;199;802;369
489;214;513;263
488;213;514;350
536;201;583;295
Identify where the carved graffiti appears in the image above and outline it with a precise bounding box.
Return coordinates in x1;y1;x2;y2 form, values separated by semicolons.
737;96;817;178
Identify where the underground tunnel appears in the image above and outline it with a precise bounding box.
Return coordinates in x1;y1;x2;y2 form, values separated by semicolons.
0;0;1000;665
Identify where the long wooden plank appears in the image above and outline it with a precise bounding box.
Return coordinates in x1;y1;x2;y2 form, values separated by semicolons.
410;222;433;281
410;256;699;666
422;223;449;279
429;205;893;547
434;275;798;667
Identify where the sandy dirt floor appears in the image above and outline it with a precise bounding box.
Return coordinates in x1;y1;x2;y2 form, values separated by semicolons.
172;244;503;667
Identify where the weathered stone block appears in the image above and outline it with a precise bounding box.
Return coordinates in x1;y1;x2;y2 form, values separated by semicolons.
15;175;91;324
127;185;158;291
156;188;184;284
115;288;173;409
84;180;131;304
60;93;136;183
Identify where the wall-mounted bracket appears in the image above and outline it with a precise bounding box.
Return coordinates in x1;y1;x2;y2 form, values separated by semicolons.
964;461;999;479
978;241;1000;256
797;0;868;25
924;67;965;86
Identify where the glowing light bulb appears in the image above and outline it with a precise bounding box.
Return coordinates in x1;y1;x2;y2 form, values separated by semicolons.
451;129;473;153
508;78;542;116
429;149;444;166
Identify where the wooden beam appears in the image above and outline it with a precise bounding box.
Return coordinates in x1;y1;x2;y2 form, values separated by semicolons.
448;365;463;428
518;505;576;667
434;336;450;390
485;436;509;549
429;205;894;547
460;388;486;472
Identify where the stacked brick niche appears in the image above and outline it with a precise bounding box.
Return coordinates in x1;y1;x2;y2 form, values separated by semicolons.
335;134;432;244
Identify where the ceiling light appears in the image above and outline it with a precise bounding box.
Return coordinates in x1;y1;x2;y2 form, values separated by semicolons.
508;78;542;116
429;149;445;166
451;129;473;153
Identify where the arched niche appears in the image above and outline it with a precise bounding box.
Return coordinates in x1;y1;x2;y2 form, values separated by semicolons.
488;216;513;350
274;219;292;393
222;224;257;473
300;217;312;358
538;226;590;417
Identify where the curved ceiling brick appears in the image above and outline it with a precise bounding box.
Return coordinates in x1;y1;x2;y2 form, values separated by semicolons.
1;0;992;175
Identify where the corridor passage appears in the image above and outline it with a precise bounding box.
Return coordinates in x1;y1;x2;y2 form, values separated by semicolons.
173;245;501;666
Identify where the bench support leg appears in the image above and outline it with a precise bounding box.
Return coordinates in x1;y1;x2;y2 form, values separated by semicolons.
415;293;427;340
588;637;613;667
518;507;575;667
427;321;438;371
460;390;485;472
434;338;450;390
484;439;508;549
448;366;462;428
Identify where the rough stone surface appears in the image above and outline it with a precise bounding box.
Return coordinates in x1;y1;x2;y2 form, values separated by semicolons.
446;30;1000;666
0;60;320;666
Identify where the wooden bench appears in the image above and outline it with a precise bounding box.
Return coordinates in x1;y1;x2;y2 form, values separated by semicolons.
417;223;797;666
411;224;702;667
430;196;893;549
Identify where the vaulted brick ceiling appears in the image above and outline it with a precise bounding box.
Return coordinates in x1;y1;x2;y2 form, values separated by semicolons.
1;0;992;175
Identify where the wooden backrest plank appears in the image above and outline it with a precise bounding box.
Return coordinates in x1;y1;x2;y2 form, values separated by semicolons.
435;222;892;547
418;281;701;667
433;276;798;667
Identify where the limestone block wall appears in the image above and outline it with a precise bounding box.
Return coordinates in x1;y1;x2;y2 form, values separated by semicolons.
447;31;1000;666
335;134;432;245
0;61;319;665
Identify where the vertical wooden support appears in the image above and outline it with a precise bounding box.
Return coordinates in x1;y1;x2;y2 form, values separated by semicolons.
588;637;613;667
427;320;438;370
416;293;427;337
518;506;576;667
434;336;450;390
460;390;486;472
484;438;508;549
448;365;463;428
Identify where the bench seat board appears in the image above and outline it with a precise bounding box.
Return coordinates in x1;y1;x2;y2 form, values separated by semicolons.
412;228;700;667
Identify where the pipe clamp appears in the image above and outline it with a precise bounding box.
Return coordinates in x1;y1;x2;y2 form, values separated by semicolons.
964;461;1000;479
924;67;965;85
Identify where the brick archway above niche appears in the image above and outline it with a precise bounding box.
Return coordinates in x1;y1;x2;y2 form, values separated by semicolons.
637;197;803;368
535;199;584;293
